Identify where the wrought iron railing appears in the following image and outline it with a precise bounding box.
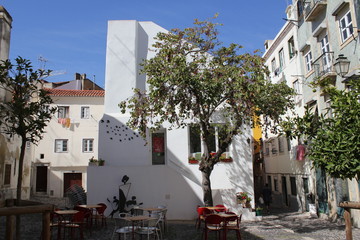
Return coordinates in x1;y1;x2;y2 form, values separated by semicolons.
312;51;335;78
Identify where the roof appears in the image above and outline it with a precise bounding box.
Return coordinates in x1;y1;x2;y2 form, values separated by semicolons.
45;88;105;97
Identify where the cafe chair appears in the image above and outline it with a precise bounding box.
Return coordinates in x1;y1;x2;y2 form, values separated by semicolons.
92;203;107;226
136;214;162;240
196;207;212;229
202;214;224;240
224;213;242;240
74;206;92;228
112;212;132;240
214;204;227;212
158;208;167;233
64;211;86;239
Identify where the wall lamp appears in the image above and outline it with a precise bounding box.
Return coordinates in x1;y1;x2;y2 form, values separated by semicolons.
334;54;350;77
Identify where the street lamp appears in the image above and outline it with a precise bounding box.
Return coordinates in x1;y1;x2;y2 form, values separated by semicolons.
334;54;350;77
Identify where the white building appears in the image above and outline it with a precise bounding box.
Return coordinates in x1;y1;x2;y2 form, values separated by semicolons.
31;74;104;199
87;20;256;220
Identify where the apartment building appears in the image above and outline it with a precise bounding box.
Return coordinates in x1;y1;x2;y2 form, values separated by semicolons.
263;0;360;226
31;74;104;198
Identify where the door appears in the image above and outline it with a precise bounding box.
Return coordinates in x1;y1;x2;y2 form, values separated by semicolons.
64;173;82;195
282;176;288;206
320;34;331;73
36;166;48;193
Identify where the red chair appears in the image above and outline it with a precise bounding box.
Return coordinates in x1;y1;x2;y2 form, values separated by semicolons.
196;207;212;229
202;214;224;240
64;211;85;239
214;204;227;213
91;203;107;226
224;213;242;240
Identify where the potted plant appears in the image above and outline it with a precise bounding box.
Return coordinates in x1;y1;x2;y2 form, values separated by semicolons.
255;207;263;216
98;158;105;166
89;156;98;166
220;155;233;162
236;192;250;205
188;156;199;164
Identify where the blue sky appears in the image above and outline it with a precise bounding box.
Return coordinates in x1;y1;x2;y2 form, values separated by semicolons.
2;0;290;88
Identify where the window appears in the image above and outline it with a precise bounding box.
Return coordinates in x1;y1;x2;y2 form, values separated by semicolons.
55;139;68;152
320;34;331;73
287;137;291;151
81;106;90;119
278;137;284;153
339;10;354;42
304;50;313;72
290;177;297;196
324;94;333;118
271;58;276;72
152;131;165;165
82;139;94;152
4;164;11;185
297;0;304;17
264;142;269;156
274;178;278;191
278;48;285;71
288;37;295;59
58;106;69;118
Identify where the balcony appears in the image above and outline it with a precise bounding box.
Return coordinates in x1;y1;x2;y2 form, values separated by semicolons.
305;0;327;21
312;51;336;79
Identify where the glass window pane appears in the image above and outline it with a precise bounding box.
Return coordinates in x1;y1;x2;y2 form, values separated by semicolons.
152;132;165;165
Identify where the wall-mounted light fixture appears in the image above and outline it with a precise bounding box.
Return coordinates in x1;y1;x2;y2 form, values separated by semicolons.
334;54;350;77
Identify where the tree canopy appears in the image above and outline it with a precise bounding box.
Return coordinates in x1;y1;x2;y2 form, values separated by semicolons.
120;17;295;205
0;57;56;203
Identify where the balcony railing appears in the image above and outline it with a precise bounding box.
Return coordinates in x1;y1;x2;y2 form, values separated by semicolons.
305;0;327;21
312;51;336;78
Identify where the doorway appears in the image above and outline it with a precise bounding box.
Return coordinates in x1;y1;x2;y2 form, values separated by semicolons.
36;166;48;193
63;173;82;196
282;176;288;206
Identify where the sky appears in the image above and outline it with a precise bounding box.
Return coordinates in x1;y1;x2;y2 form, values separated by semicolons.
1;0;291;88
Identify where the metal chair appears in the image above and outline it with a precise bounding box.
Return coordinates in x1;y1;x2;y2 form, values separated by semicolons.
112;213;132;240
63;211;86;239
92;203;107;226
136;213;162;240
224;213;242;240
196;207;212;229
202;214;224;240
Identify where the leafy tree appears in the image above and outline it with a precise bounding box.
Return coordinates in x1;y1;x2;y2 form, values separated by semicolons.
120;18;295;205
0;57;56;204
282;79;360;180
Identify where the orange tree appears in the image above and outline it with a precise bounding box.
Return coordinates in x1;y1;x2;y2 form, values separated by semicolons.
120;18;294;206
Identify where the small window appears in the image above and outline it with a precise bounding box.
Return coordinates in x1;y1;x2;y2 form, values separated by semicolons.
152;131;165;165
304;50;313;72
288;37;295;59
4;164;11;185
297;0;304;17
290;177;297;195
339;10;354;42
271;58;276;72
278;137;284;153
82;139;94;152
278;48;285;71
55;139;68;153
58;106;69;118
81;107;90;119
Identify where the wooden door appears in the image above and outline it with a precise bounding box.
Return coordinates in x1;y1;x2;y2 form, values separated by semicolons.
63;173;82;195
36;166;48;193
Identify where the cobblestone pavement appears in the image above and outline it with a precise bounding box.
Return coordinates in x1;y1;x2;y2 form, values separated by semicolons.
1;200;359;240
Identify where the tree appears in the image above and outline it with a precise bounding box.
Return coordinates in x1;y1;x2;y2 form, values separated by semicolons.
0;57;56;204
120;17;295;206
282;79;360;180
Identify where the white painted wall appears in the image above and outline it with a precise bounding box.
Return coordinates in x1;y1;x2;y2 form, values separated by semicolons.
90;20;256;220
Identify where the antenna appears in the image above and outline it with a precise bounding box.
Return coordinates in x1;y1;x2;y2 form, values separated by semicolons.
38;55;48;70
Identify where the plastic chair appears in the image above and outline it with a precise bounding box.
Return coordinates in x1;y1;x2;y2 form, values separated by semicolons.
136;213;162;240
202;214;224;240
224;213;242;240
214;204;227;213
196;207;212;229
64;211;85;239
112;212;132;240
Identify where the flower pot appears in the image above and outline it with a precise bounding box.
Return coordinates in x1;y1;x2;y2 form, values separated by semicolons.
256;210;263;216
220;158;233;163
89;162;98;166
188;159;199;164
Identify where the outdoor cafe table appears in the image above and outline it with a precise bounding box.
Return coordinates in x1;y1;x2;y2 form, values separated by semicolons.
77;204;102;228
216;212;238;240
204;206;227;212
123;215;154;240
140;207;165;216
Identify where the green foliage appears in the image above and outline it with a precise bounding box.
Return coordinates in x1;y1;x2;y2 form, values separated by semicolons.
282;78;360;180
0;57;56;143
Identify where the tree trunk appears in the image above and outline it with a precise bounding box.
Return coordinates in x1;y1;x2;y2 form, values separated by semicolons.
201;167;213;206
16;136;27;239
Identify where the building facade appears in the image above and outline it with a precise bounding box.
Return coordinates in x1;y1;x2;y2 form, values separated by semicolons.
87;20;256;220
263;0;360;226
31;74;104;198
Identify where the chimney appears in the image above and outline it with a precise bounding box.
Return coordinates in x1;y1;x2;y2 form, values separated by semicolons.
75;73;81;80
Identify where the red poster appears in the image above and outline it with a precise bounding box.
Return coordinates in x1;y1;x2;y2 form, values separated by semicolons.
153;136;164;153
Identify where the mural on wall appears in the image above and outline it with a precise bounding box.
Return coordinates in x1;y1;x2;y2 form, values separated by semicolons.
100;118;140;143
108;175;143;217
